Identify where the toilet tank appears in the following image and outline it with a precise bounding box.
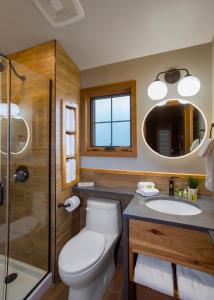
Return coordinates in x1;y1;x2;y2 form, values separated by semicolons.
86;198;122;235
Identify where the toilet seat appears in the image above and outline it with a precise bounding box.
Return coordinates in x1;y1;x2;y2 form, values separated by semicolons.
59;230;106;275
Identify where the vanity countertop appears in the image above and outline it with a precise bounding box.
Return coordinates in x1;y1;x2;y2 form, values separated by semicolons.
123;193;214;232
72;185;135;197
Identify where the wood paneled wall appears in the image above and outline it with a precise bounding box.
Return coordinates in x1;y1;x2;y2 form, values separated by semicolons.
80;168;213;196
55;42;80;278
9;40;80;279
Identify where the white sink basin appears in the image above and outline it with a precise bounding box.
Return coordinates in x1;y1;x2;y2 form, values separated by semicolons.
145;198;202;216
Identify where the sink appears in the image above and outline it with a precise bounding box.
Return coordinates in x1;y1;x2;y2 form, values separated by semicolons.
145;197;202;216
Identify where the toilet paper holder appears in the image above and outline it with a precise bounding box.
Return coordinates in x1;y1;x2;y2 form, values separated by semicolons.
58;203;71;208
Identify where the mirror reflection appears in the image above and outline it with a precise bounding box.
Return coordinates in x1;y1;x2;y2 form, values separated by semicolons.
0;116;30;154
143;99;207;158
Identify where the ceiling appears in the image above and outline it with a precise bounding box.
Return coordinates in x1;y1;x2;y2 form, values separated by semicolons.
0;0;214;70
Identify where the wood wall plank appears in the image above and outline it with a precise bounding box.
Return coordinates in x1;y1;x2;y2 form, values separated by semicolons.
55;41;80;279
80;168;213;196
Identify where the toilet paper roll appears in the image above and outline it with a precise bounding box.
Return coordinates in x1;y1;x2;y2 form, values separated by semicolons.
64;196;80;212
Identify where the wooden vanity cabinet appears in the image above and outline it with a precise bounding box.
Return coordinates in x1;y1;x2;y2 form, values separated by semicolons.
126;219;214;300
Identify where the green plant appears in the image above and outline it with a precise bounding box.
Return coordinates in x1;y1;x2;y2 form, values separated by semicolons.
188;177;199;189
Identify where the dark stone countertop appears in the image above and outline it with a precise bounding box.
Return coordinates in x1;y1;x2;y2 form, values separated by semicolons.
72;185;135;197
123;193;214;232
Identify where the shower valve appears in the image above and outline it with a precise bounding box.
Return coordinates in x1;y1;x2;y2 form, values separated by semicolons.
14;166;29;183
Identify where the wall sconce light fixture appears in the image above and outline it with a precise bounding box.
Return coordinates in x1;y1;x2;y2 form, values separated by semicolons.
148;68;201;100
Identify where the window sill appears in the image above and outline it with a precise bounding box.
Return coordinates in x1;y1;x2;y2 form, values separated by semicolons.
83;147;137;157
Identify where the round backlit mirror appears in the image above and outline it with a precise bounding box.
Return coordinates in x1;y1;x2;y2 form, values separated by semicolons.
0;116;30;155
142;99;207;158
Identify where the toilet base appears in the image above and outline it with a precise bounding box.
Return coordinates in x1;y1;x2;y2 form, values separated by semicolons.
68;259;115;300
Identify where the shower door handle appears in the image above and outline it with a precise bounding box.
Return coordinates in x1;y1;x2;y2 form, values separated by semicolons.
0;183;4;206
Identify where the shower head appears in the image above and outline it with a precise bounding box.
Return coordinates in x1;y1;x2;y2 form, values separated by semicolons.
0;62;4;72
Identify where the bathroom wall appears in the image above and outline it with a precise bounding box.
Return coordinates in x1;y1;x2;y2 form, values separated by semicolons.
81;43;212;174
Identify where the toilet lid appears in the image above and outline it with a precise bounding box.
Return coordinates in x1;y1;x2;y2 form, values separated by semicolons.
58;230;106;274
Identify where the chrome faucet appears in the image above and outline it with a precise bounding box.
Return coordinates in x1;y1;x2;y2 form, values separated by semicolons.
169;177;178;196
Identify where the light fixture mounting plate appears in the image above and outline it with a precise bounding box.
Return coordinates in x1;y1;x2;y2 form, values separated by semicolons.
164;69;181;84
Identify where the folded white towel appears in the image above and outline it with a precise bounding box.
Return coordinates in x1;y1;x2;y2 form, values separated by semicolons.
136;188;159;197
66;160;72;183
70;159;76;181
134;254;174;296
177;265;214;300
138;182;155;190
66;135;75;156
199;139;214;192
66;109;75;132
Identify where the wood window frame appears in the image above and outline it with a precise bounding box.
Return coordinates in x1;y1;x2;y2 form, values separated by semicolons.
81;81;137;157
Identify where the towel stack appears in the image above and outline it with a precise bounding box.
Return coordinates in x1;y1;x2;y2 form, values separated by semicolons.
136;182;159;197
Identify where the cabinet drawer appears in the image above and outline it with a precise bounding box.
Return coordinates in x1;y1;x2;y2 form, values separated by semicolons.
129;219;214;275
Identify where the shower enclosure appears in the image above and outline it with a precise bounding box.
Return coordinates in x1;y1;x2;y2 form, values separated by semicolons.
0;55;50;299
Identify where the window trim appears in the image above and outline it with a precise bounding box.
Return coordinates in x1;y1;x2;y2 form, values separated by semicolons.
81;81;137;157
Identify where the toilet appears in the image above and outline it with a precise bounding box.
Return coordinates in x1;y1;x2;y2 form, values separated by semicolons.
58;197;122;300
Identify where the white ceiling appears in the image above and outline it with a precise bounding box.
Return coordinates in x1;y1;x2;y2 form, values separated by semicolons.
0;0;214;70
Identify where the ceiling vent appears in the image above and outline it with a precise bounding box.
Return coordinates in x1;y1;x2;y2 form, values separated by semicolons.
33;0;84;27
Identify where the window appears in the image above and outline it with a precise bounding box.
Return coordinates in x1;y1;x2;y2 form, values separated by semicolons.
91;94;131;147
81;81;137;157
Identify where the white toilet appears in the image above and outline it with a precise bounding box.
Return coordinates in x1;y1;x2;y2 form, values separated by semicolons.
58;197;122;300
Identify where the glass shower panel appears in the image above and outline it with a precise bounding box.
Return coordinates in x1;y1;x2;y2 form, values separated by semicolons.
0;56;10;300
6;61;50;300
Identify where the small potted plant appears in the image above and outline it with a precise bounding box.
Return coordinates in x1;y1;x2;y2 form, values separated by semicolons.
188;177;199;201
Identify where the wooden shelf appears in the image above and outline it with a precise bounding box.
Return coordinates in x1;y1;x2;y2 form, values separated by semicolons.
129;219;214;276
61;99;80;189
127;219;214;300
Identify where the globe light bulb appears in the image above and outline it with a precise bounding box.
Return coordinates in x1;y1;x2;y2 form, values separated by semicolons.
147;80;168;100
177;75;200;97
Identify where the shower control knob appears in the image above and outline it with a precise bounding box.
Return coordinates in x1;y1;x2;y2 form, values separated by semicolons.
14;166;29;183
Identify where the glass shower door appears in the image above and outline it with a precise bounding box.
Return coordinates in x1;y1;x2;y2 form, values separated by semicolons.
0;56;50;300
6;61;50;300
0;56;10;300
